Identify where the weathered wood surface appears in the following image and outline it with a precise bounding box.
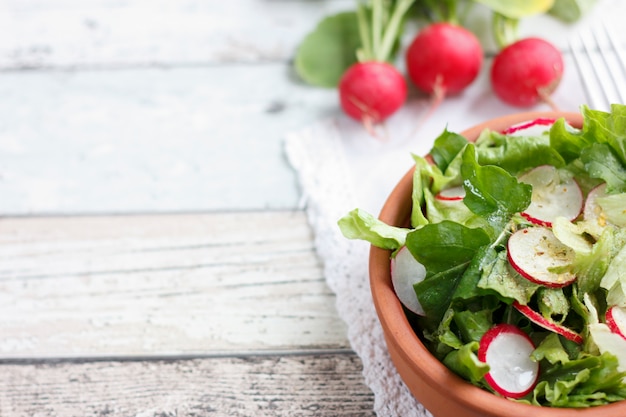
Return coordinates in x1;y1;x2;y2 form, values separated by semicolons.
0;0;354;70
0;211;349;359
0;353;375;417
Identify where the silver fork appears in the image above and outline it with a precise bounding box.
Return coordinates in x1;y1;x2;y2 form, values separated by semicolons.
570;26;626;111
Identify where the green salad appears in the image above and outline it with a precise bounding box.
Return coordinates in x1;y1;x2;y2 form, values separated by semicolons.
339;104;626;407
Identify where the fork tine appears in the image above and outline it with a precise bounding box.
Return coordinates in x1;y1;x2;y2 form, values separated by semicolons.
601;25;626;103
570;34;606;110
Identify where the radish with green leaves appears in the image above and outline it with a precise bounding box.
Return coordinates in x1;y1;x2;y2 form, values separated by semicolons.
478;323;539;398
338;0;414;128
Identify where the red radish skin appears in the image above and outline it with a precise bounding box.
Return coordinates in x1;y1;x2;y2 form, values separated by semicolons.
507;227;576;288
338;61;407;125
513;301;583;344
405;23;483;96
491;38;564;108
478;323;539;398
606;305;626;341
501;118;556;135
434;186;465;201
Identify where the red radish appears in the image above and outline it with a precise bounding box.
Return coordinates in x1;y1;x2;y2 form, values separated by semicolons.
507;226;576;288
338;62;407;126
513;301;583;344
491;37;564;108
434;186;465;201
391;246;426;315
478;323;539;398
405;23;483;99
501;118;556;136
606;305;626;341
518;165;583;227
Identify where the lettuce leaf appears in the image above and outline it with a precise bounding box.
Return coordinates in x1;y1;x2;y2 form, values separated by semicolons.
338;208;408;250
476;129;565;174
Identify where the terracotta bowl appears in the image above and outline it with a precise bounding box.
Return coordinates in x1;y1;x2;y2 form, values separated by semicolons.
370;111;626;417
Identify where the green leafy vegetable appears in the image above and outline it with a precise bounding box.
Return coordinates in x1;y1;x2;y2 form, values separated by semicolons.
338;208;408;249
461;143;532;232
338;103;626;408
294;12;362;88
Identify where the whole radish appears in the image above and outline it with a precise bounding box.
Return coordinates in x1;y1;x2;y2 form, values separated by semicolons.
491;37;564;107
338;0;414;128
405;23;483;98
339;62;407;124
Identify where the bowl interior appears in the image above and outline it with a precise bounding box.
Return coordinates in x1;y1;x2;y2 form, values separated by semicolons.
369;111;626;417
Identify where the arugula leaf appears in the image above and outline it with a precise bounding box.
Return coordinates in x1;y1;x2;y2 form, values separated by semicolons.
461;144;533;232
406;220;491;275
338;208;408;250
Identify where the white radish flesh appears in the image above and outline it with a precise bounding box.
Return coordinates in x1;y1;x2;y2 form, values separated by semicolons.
518;165;583;227
391;246;426;315
583;183;612;238
434;186;465;201
507;227;576;288
606;305;626;341
478;323;539;398
513;301;583;344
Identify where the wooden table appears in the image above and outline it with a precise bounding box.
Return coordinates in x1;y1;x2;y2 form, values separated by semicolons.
0;1;375;415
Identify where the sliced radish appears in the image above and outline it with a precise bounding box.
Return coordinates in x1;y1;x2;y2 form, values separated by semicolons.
507;227;576;288
513;301;583;344
606;305;626;341
478;323;539;398
434;186;465;201
501;118;556;136
584;183;609;230
390;246;426;316
518;165;583;227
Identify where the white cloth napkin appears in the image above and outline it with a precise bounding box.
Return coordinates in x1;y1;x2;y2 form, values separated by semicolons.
284;34;591;415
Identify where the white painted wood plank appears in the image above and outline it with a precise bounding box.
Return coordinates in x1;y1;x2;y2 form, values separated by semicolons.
2;0;624;71
0;211;350;359
0;0;353;69
0;353;375;417
0;65;335;215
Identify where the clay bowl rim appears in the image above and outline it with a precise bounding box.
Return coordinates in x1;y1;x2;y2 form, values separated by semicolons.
369;111;626;417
